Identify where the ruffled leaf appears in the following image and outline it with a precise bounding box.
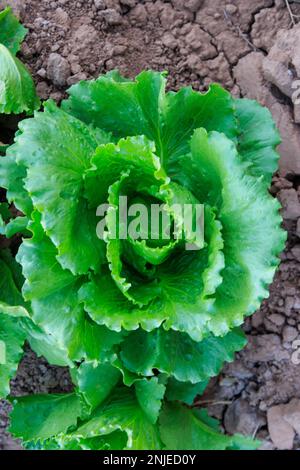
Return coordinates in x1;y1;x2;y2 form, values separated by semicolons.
0;150;33;215
235;98;281;185
0;248;25;308
0;44;40;114
162;83;237;170
79;272;167;333
84;134;166;208
17;214;124;362
120;327;246;383
105;172;162;307
62;70;237;170
176;128;286;335
71;388;162;450
80;203;223;341
62;70;166;143
5;215;29;238
25;430;127;451
0;312;26;398
0;7;27;55
11;101;106;274
23;319;73;368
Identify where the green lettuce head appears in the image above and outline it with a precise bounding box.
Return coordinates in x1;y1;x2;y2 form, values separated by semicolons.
0;71;286;450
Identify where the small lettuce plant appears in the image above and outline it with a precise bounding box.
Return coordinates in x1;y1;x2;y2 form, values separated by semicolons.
0;66;286;450
0;7;40;117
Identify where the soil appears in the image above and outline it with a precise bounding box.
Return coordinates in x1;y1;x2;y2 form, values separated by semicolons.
1;0;300;451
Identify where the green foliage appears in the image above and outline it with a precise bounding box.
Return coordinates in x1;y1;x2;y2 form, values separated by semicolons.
0;7;40;115
0;69;285;450
0;249;27;397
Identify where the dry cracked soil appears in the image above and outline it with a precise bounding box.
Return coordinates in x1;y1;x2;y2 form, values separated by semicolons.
1;0;300;451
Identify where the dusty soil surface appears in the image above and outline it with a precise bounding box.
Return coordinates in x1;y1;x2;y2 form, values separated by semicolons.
1;0;300;450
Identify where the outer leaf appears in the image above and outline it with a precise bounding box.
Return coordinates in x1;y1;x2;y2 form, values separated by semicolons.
165;378;208;406
0;302;29;318
0;150;33;215
74;362;121;411
159;403;259;450
25;430;128;451
22;319;73;368
120;328;246;384
62;70;166;143
5;215;29;238
135;377;166;424
177;128;286;335
64;71;277;203
0;7;27;55
62;71;237;169
0;44;40;114
235;98;281;185
17;214;124;362
161;83;237;169
9;394;82;442
17;213;76;301
0;249;24;308
111;357;141;388
71;388;162;450
30;282;122;363
190;409;259;449
10;100;106;274
0;249;28;397
0;313;26;397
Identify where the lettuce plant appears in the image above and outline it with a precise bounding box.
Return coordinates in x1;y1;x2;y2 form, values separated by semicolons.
0;7;40;116
0;70;286;450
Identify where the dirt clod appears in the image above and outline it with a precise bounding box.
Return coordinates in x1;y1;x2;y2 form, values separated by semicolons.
282;398;300;435
278;189;300;220
245;334;290;362
267;405;295;450
224;399;265;436
283;325;299;342
47;52;71;86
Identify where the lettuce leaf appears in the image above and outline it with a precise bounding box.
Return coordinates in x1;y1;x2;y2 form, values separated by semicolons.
0;44;40;114
159;403;260;450
0;249;27;397
0;7;27;55
0;7;40;114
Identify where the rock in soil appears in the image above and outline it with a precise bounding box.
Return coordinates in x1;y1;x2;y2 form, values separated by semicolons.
224;399;265;436
267;405;295;450
47;53;71;87
278;189;300;220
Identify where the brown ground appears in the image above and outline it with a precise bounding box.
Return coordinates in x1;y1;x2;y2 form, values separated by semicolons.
1;0;300;450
